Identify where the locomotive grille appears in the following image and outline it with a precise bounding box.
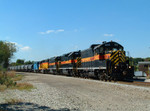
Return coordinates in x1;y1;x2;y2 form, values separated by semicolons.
110;51;126;66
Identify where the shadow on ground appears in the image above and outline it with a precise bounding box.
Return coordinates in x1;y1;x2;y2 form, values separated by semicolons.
0;102;78;111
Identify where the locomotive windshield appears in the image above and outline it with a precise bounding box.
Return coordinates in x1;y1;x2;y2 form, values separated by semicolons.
105;46;123;54
94;41;124;54
104;42;123;54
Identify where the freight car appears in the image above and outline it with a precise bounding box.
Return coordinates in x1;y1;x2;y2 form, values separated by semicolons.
9;41;134;81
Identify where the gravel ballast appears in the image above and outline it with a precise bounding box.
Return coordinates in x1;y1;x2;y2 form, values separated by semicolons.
0;72;150;111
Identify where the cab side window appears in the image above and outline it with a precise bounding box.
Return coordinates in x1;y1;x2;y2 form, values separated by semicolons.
94;49;99;55
100;47;103;54
94;47;103;55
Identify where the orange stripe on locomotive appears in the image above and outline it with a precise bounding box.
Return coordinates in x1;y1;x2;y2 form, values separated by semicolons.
48;54;111;68
39;62;49;70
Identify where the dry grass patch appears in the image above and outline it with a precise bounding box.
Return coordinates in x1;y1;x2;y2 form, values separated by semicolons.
147;75;150;79
13;83;34;91
12;74;23;81
6;71;24;81
0;85;7;92
5;98;22;104
6;71;16;78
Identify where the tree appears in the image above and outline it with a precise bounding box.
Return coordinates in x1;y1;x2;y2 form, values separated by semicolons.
145;57;150;61
0;41;16;69
16;59;25;65
24;60;34;65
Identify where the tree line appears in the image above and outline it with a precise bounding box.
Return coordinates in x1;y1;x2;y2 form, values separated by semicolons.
10;59;34;66
129;57;150;65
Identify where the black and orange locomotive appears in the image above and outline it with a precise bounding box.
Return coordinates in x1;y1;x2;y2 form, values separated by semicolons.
10;41;134;81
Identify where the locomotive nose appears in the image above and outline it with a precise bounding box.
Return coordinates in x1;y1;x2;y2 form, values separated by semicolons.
110;51;126;66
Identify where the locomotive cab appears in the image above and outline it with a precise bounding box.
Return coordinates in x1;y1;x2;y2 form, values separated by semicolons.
94;41;134;80
94;41;123;57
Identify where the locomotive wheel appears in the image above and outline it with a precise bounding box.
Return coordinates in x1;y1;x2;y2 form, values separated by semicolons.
98;74;101;80
81;73;85;78
113;76;117;82
84;73;88;79
103;73;108;81
69;71;73;77
98;74;104;81
104;76;108;82
101;76;104;81
42;70;45;74
73;72;76;77
108;77;112;82
84;72;88;78
114;78;117;82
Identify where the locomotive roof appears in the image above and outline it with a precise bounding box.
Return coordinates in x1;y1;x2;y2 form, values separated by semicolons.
68;50;81;57
94;41;123;50
90;44;101;49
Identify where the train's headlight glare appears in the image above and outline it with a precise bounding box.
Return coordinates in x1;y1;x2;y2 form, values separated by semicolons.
129;66;131;68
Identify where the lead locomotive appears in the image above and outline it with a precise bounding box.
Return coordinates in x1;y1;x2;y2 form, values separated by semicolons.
9;41;134;81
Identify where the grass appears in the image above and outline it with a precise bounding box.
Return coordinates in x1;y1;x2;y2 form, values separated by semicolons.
0;71;34;91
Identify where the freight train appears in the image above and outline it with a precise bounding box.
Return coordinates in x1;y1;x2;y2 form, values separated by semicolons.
9;41;134;81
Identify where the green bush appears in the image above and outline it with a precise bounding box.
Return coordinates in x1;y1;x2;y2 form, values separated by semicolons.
0;71;32;91
0;72;16;87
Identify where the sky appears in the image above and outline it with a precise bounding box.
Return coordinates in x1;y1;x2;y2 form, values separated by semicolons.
0;0;150;62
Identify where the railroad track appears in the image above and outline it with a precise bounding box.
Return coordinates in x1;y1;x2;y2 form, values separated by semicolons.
70;76;150;87
117;81;150;87
62;74;150;87
19;72;150;87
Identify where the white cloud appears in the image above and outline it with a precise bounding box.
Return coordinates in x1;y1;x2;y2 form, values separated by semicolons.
20;46;31;51
39;29;64;34
56;29;64;33
104;34;114;37
11;42;31;52
46;30;55;34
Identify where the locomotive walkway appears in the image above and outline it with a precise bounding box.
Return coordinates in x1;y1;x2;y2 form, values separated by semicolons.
0;72;150;111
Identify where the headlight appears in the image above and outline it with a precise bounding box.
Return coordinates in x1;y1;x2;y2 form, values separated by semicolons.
129;66;131;68
115;66;117;69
